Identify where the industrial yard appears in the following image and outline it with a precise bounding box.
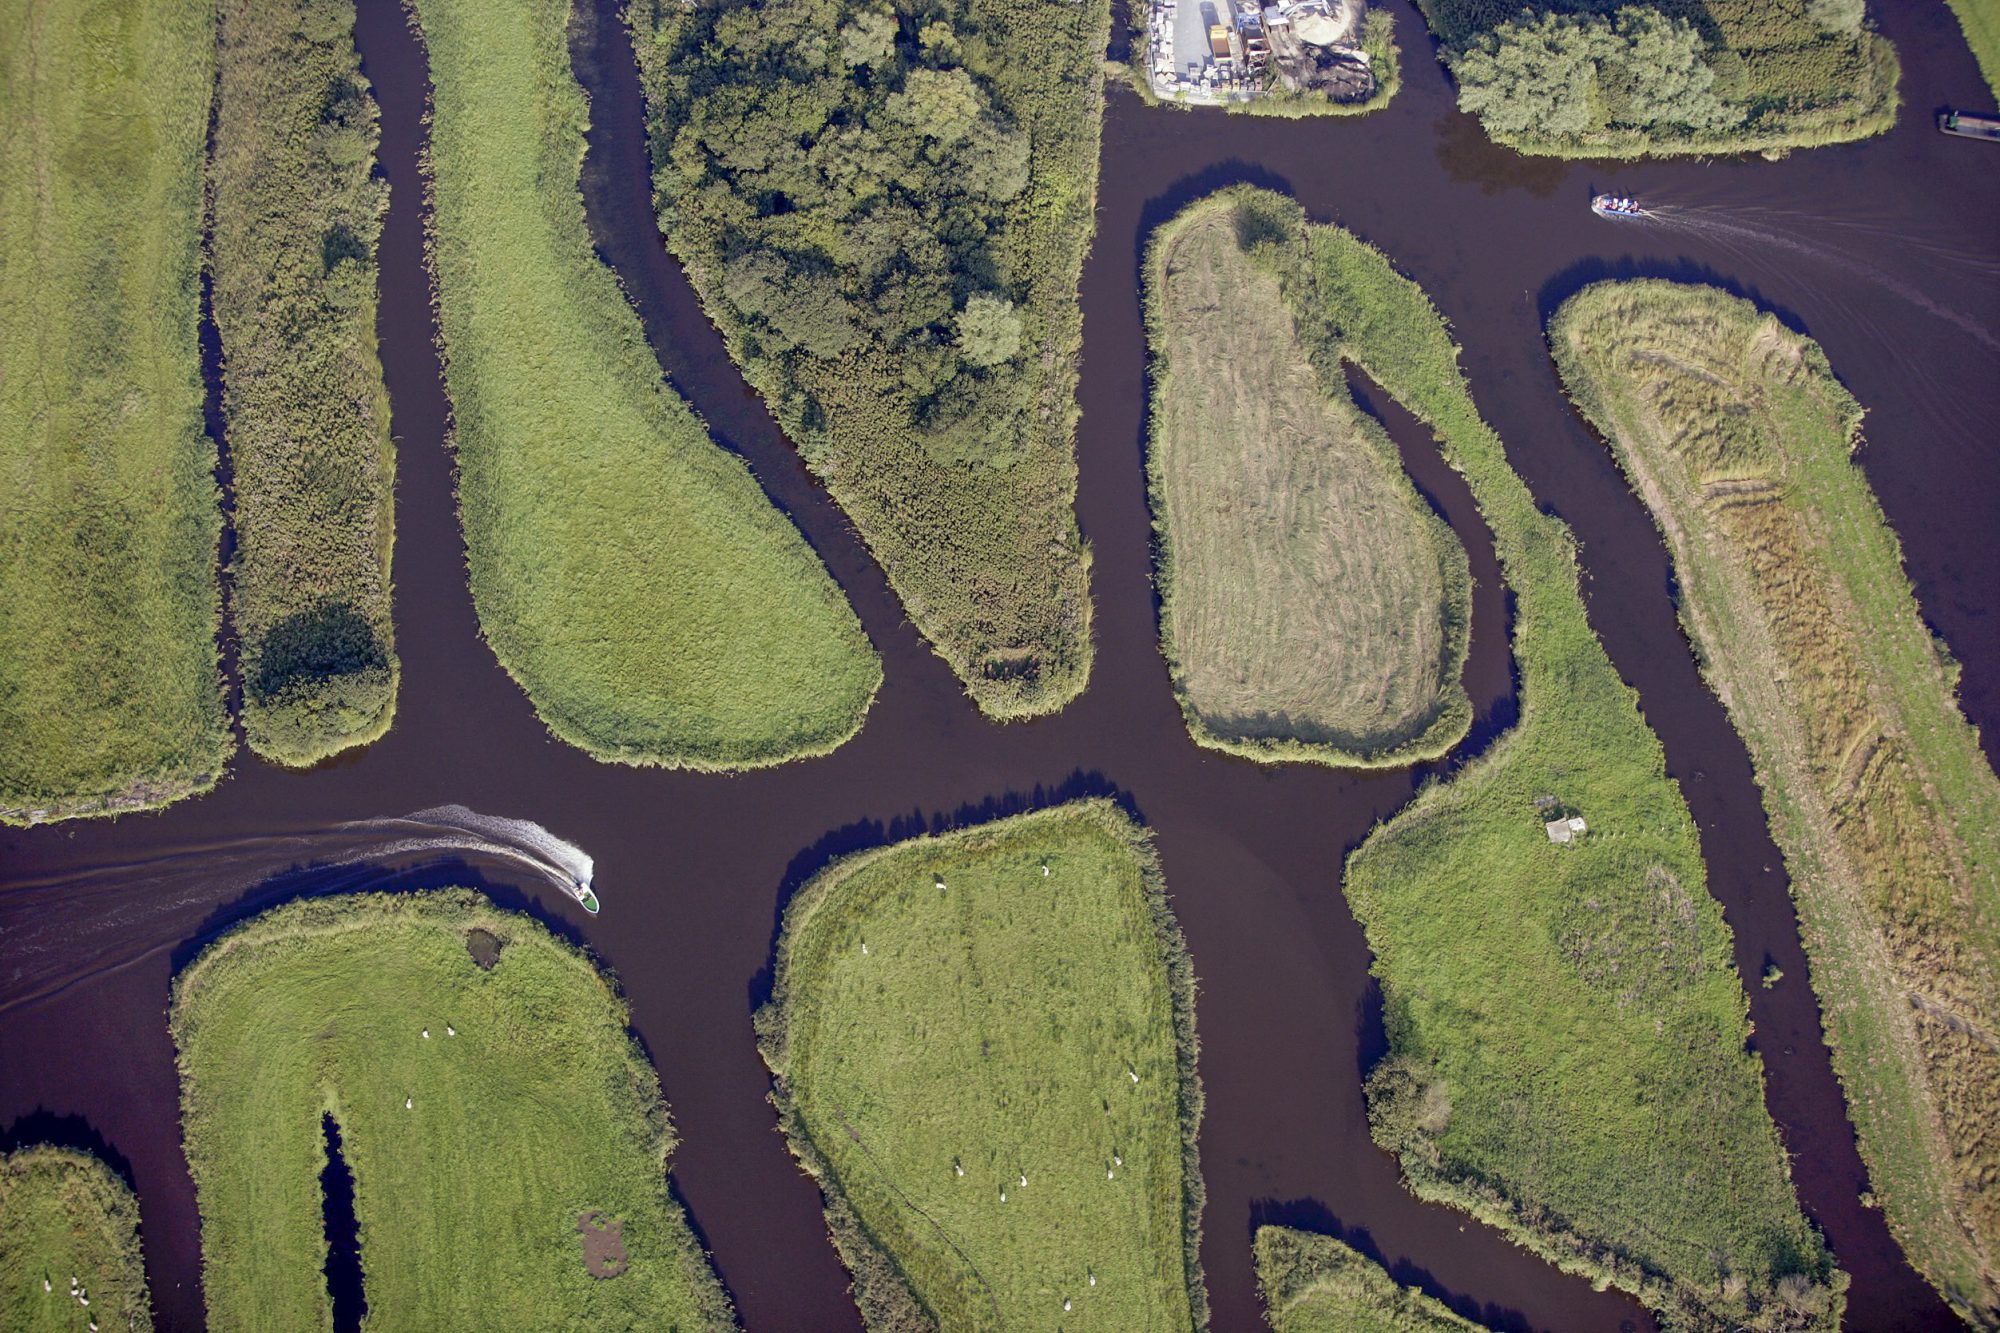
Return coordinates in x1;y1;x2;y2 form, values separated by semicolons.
1143;0;1378;106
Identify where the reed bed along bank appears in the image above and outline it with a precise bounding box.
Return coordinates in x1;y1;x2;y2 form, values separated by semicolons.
1551;279;2000;1325
0;0;228;825
1144;193;1470;768
758;801;1205;1330
414;0;879;770
171;890;734;1331
0;1146;153;1333
211;0;400;766
633;0;1108;718
1253;1226;1481;1332
1173;186;1838;1330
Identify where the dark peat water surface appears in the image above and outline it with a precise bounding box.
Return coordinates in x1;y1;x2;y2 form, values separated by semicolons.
2;0;1994;1327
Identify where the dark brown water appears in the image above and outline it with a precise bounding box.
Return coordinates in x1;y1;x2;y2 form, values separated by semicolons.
3;0;1993;1327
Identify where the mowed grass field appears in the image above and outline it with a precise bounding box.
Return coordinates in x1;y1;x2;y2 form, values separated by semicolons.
210;0;399;766
0;0;227;824
1947;0;2000;101
1551;280;2000;1323
0;1146;152;1333
1178;187;1842;1329
171;890;733;1331
1145;196;1470;767
414;0;879;769
1254;1227;1480;1333
760;801;1205;1329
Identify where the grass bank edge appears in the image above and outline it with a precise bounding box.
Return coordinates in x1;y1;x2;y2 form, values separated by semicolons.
1548;278;2000;1323
0;1145;154;1333
1140;192;1472;769
211;0;400;767
1253;1225;1483;1332
169;888;737;1330
0;0;231;826
412;0;880;772
1946;0;2000;103
754;799;1207;1329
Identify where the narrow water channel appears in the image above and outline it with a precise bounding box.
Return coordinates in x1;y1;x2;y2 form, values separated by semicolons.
0;0;1991;1328
318;1115;366;1331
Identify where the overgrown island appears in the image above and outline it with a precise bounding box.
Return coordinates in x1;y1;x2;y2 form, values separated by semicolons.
757;801;1206;1328
1551;279;2000;1325
171;890;735;1329
1254;1226;1484;1332
632;0;1108;717
1144;194;1471;766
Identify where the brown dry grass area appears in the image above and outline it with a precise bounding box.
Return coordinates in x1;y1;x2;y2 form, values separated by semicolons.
1150;210;1469;763
1553;281;2000;1319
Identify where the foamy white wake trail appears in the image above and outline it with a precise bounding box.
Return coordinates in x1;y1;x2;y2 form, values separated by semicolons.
0;807;594;1016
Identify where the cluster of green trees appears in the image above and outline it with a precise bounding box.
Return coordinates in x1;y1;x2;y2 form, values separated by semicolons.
1455;10;1740;139
660;0;1041;469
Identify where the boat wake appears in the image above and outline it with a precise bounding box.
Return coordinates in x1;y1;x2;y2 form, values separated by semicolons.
0;806;596;1017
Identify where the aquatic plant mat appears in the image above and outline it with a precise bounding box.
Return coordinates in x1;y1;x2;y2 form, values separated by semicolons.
209;0;400;765
1180;186;1839;1330
170;890;733;1330
1551;279;2000;1324
0;1146;153;1333
632;0;1109;717
1253;1225;1481;1332
413;0;879;769
758;800;1205;1329
1143;193;1470;767
0;0;227;824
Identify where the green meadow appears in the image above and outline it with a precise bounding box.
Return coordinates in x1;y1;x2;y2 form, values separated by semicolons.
759;801;1205;1329
1254;1227;1481;1333
1144;194;1470;767
1551;279;2000;1323
211;0;400;765
1947;0;2000;101
171;890;733;1331
1178;187;1837;1329
0;1146;152;1333
414;0;879;769
0;0;227;824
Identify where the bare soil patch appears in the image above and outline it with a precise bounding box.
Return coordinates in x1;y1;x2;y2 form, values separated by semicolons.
575;1211;628;1278
465;928;501;970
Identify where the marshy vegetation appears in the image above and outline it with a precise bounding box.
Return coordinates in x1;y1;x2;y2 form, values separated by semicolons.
1253;1226;1480;1332
210;0;399;766
1144;194;1471;767
0;1146;152;1333
0;0;228;824
170;890;734;1330
1418;0;1899;156
1550;279;2000;1324
413;0;880;769
757;801;1205;1328
1159;187;1840;1328
632;0;1110;717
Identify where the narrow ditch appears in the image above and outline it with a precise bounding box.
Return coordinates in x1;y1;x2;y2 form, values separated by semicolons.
319;1114;367;1331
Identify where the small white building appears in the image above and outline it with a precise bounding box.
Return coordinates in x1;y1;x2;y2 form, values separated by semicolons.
1545;816;1589;845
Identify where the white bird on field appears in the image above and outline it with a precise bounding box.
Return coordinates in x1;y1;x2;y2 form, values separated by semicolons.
42;1278;50;1293
954;1162;964;1177
1019;1173;1027;1187
861;940;869;955
1063;1299;1072;1312
1107;1168;1115;1180
935;876;946;891
1089;1271;1097;1287
446;1025;456;1037
1041;861;1050;877
1127;1068;1139;1083
999;1189;1007;1203
405;1097;413;1110
1113;1152;1122;1167
422;1028;430;1039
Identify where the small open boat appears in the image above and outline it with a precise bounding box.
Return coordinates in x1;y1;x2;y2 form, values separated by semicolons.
568;878;600;914
1591;193;1645;218
1939;110;2000;141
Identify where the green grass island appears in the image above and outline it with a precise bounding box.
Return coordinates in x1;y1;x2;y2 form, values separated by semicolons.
0;0;229;825
170;890;733;1330
1550;279;2000;1324
414;0;880;770
1144;193;1471;768
1254;1226;1483;1333
1418;0;1899;158
633;0;1108;718
210;0;401;766
757;800;1205;1329
1167;186;1839;1328
0;1146;153;1333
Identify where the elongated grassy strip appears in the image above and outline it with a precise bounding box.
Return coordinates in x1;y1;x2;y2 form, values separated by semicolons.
1550;279;2000;1323
1143;194;1470;767
1179;186;1837;1329
1946;0;2000;102
415;0;879;769
171;890;734;1331
759;801;1205;1330
211;0;399;765
1254;1226;1483;1332
0;0;227;824
0;1146;153;1333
